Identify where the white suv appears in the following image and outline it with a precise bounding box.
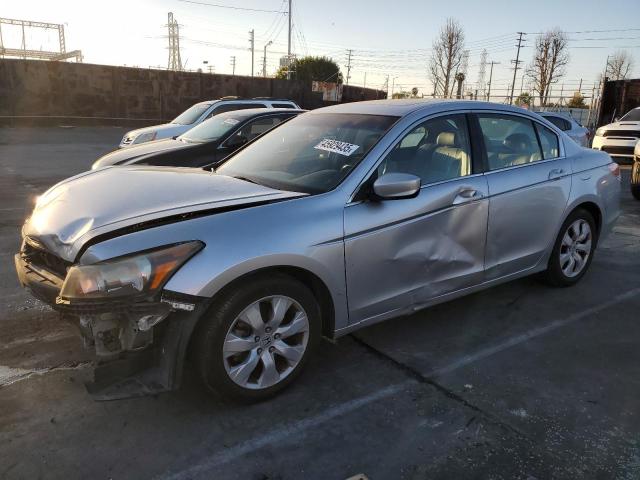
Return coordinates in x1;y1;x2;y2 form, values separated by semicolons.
119;97;299;148
592;107;640;160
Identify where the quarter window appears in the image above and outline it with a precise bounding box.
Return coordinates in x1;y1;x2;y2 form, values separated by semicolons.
545;116;571;131
535;123;560;159
379;114;472;185
477;114;543;171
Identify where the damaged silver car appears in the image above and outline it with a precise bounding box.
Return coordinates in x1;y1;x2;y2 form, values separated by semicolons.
15;99;621;401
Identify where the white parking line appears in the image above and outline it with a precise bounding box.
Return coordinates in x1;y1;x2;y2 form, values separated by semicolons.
427;287;640;378
158;381;413;480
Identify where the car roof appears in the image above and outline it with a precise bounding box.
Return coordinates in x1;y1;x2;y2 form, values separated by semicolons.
309;99;538;118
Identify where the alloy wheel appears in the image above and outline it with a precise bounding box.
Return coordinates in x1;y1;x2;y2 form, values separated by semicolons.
222;295;310;390
559;219;592;278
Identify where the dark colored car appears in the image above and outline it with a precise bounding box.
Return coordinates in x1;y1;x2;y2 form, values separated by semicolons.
92;108;305;170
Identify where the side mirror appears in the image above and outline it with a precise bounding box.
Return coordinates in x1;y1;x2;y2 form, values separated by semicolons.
372;173;421;200
225;134;248;149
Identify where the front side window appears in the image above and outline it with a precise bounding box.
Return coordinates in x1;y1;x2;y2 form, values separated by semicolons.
230;116;283;144
217;113;398;194
378;114;471;185
535;123;560;159
477;114;543;171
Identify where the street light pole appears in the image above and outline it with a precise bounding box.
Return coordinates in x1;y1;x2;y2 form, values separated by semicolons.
263;41;272;78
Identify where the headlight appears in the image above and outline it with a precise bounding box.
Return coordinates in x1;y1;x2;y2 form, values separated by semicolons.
59;241;203;301
595;128;606;137
133;132;157;144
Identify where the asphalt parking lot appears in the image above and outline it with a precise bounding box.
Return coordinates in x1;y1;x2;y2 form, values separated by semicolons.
1;126;639;480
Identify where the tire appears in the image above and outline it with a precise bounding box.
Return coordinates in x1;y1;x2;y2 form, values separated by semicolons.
194;273;321;401
544;209;597;287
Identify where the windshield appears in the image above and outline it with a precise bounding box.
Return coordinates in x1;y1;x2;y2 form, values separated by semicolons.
171;103;212;125
216;113;398;194
180;112;246;143
620;109;640;121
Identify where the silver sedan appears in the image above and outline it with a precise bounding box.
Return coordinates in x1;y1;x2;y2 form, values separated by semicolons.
15;100;621;401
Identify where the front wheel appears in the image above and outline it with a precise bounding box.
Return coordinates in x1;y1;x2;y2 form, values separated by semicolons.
544;209;597;287
194;274;321;401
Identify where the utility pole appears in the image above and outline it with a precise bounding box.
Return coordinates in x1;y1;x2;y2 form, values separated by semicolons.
578;78;583;94
509;32;525;105
345;49;353;86
363;71;367;90
263;41;272;78
230;56;236;76
487;61;500;101
249;29;255;77
385;75;390;98
391;76;398;98
287;0;292;80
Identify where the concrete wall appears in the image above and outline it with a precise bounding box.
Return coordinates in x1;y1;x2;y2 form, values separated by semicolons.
0;59;385;126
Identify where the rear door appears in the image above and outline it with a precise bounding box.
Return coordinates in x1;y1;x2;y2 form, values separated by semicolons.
475;111;572;280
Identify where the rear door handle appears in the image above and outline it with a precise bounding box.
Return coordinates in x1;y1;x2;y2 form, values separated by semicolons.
453;188;483;205
548;168;565;180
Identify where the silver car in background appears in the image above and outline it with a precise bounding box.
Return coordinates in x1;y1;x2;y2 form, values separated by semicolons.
538;112;591;147
15;100;621;401
119;97;300;148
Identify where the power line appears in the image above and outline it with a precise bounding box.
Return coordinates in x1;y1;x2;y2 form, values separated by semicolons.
177;0;286;13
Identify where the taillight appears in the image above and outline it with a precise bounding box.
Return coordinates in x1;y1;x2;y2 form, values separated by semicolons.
608;162;621;180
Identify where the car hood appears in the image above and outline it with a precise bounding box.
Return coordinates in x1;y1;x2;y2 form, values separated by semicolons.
124;123;188;141
93;138;200;169
23;166;306;262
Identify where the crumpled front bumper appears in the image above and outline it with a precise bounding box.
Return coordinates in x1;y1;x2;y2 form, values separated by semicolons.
14;252;209;400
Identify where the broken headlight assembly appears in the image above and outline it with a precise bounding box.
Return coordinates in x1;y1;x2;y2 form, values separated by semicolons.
59;241;204;302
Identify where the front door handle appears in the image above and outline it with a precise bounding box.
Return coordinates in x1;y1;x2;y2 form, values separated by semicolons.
548;168;565;180
453;188;483;205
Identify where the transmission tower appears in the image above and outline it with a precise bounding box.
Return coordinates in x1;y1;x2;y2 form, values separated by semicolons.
167;12;182;71
477;49;487;99
0;17;82;61
459;49;470;95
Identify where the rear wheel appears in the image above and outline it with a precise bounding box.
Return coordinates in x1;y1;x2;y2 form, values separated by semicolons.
194;274;321;401
544;209;597;287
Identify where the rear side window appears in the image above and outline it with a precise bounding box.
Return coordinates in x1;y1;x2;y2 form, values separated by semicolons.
272;103;295;109
477;114;543;171
545;116;571;131
535;123;560;159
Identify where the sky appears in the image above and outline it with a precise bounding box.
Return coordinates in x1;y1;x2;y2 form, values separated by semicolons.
2;0;640;101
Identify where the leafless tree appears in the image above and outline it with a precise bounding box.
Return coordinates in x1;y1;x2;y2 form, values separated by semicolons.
526;29;569;106
606;50;634;80
428;18;465;98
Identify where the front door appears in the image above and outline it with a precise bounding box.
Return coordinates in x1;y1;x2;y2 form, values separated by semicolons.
475;112;572;280
344;113;489;325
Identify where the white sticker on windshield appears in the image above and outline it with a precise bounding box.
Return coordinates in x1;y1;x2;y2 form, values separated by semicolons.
223;118;240;125
314;138;360;156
